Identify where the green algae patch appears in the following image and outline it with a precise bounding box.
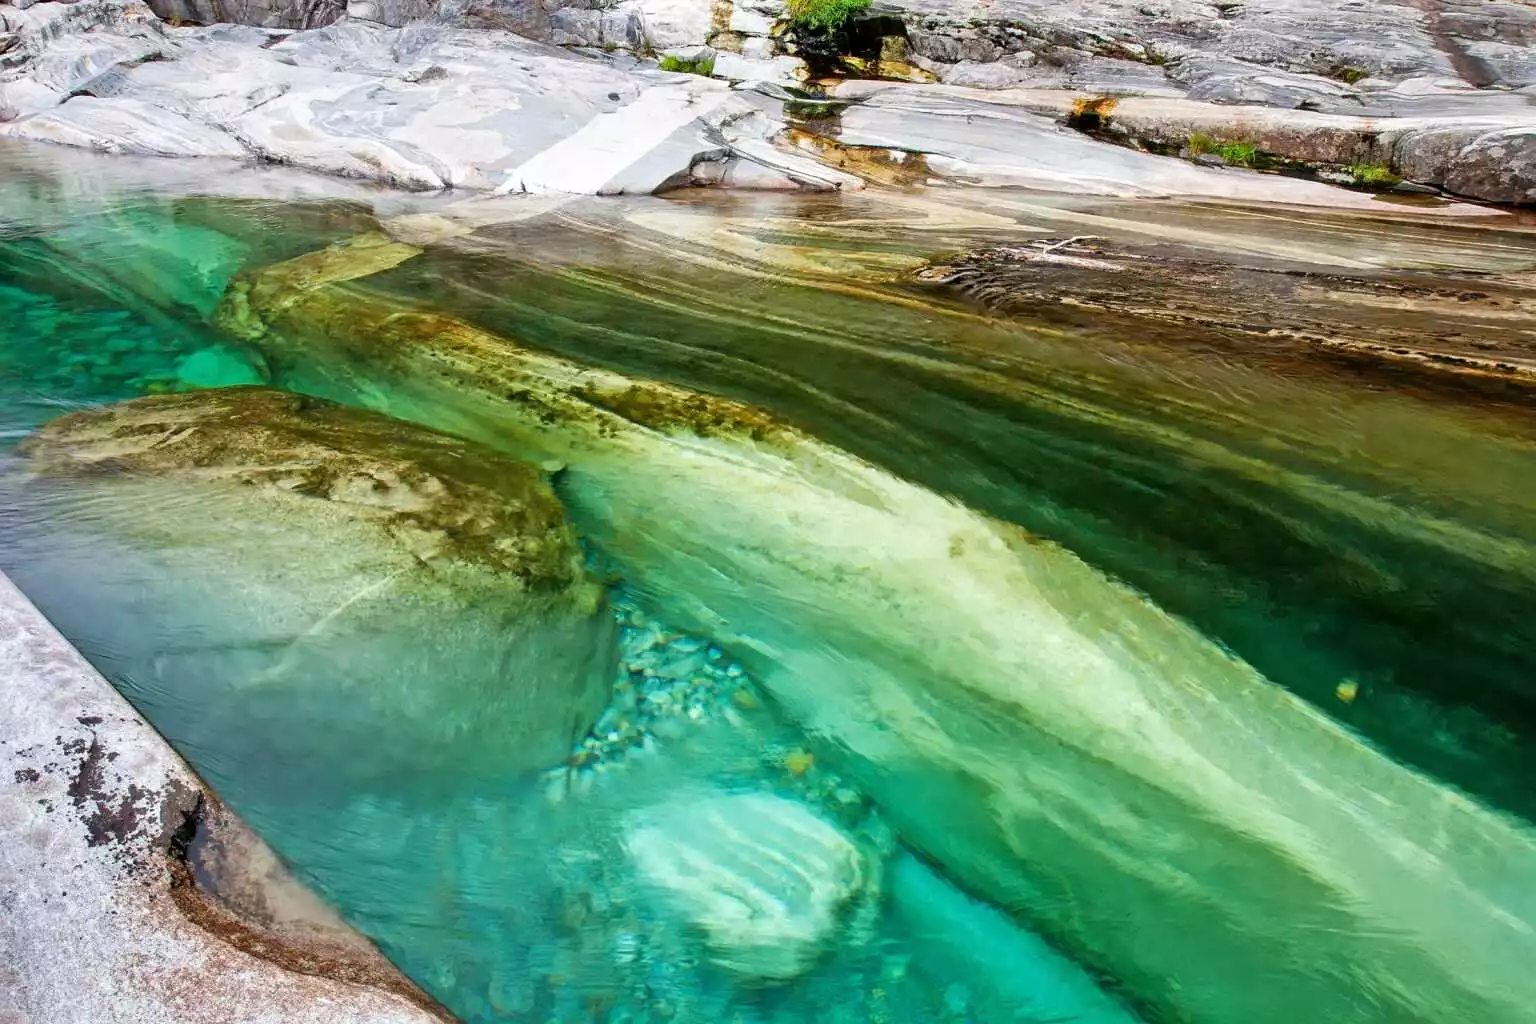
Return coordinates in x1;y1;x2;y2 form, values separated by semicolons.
658;53;717;76
1187;131;1258;167
1349;162;1403;188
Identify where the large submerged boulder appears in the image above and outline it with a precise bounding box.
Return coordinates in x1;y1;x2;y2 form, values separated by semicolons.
3;386;616;791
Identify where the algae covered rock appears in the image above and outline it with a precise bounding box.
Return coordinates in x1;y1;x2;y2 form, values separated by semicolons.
4;386;615;791
625;791;865;979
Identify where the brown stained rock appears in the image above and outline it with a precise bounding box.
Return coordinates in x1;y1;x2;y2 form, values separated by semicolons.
19;387;584;589
916;238;1536;399
0;572;450;1024
171;798;453;1020
212;237;797;450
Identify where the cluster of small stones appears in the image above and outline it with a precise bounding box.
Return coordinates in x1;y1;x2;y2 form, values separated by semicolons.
551;597;756;786
503;598;966;1024
551;597;880;833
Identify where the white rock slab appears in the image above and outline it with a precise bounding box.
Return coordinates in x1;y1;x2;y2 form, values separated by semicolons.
4;95;250;157
713;51;808;85
819;84;1513;212
626;791;865;979
632;0;714;49
498;80;734;194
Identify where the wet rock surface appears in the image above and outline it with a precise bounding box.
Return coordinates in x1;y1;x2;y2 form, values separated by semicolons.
915;237;1536;395
212;225;1536;1024
0;570;447;1023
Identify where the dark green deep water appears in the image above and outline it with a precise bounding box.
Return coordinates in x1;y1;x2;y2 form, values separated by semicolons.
3;146;1536;1024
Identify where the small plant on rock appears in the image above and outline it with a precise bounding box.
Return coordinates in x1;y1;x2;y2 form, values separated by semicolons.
658;53;717;76
1348;162;1401;187
1188;132;1258;167
1215;140;1257;166
788;0;872;33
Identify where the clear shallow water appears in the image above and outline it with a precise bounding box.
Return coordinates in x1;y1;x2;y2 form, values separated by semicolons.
3;142;1536;1024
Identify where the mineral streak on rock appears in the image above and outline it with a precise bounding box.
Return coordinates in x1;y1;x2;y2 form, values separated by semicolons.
915;237;1536;397
0;570;449;1023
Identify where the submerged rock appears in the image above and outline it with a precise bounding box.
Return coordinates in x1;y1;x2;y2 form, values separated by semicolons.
913;238;1536;395
212;236;1536;1024
6;386;616;787
626;791;865;979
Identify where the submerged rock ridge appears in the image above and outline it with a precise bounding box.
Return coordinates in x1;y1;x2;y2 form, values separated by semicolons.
6;386;616;786
0;570;449;1023
916;237;1536;394
210;236;1536;1024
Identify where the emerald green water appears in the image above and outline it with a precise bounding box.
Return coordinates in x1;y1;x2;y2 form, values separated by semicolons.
2;144;1535;1024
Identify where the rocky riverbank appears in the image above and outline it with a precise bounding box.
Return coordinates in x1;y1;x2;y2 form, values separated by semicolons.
1;0;1531;203
0;570;449;1023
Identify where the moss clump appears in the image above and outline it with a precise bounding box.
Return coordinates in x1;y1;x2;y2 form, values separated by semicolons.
786;99;841;120
788;0;871;32
1348;163;1402;187
1188;132;1258;167
1334;65;1368;84
658;53;717;76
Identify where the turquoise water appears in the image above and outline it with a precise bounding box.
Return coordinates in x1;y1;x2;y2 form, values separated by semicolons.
3;146;1536;1024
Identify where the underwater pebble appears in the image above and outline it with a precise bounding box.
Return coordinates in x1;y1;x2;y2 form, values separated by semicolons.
560;595;762;775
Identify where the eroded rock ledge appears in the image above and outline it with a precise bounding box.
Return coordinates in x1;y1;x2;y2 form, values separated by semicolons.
0;569;449;1023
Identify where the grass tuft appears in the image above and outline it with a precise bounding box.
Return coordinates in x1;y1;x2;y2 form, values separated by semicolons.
787;0;871;32
1348;163;1402;187
1188;132;1258;167
658;53;717;76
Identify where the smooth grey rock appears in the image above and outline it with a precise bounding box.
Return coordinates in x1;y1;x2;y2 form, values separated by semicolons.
818;83;1427;207
145;0;343;30
4;94;250;155
728;6;775;36
0;7;825;196
626;791;865;979
940;55;1035;89
347;0;438;26
1173;56;1369;112
633;0;712;49
1441;126;1536;204
712;50;807;84
882;0;1453;83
